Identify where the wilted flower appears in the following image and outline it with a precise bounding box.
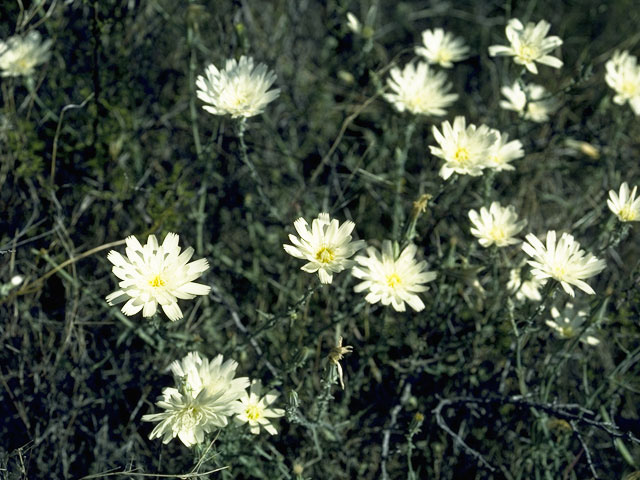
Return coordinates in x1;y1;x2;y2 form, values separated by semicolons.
105;233;210;321
283;213;366;284
500;81;557;122
0;31;52;77
468;202;526;247
507;267;546;302
608;182;640;222
195;56;280;118
415;28;469;68
605;50;640;115
327;336;353;389
489;18;563;74
485;129;524;171
384;61;458;116
352;241;436;312
430;116;497;179
522;231;606;296
142;352;249;447
546;304;600;346
235;380;285;435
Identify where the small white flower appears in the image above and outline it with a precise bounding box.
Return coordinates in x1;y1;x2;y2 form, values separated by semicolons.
283;213;366;284
10;275;23;287
0;31;52;77
142;352;249;447
384;61;458;116
105;233;211;321
415;28;470;68
546;304;600;346
500;82;556;122
196;56;280;118
235;380;285;435
605;50;640;115
507;268;546;302
352;241;436;312
489;18;563;74
430;116;497;180
468;202;526;248
485;129;524;171
522;231;606;297
346;12;362;34
608;182;640;222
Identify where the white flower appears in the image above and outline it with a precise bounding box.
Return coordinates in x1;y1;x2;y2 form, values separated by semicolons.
195;56;280;118
500;82;556;122
105;233;210;321
488;18;563;74
235;380;285;435
468;202;526;247
608;182;640;222
507;268;546;302
384;61;458;116
521;231;606;297
0;31;52;77
346;12;362;34
352;241;436;312
546;304;600;346
283;213;366;284
142;352;249;447
415;28;470;68
430;116;497;180
605;50;640;115
485;129;524;171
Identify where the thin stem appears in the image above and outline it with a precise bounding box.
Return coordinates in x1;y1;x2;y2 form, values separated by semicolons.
393;119;416;240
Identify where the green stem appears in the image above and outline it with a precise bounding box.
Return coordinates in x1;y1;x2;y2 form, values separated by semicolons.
393;119;416;241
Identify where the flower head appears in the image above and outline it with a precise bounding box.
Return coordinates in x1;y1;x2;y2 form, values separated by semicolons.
352;241;436;312
605;50;640;115
327;336;353;389
0;31;52;77
142;352;249;447
489;18;563;74
468;202;526;247
235;380;285;435
546;303;600;346
105;233;210;321
608;182;640;222
415;28;469;68
283;213;366;284
430;116;497;180
500;82;557;122
507;267;546;302
346;12;362;34
522;231;606;296
485;129;524;171
384;61;458;116
196;56;280;118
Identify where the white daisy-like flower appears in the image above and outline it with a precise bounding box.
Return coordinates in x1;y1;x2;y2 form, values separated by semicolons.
195;55;280;119
105;233;210;322
500;82;556;122
384;61;458;116
142;352;249;447
235;380;285;435
430;116;497;180
283;213;366;284
468;202;526;248
521;231;606;297
415;28;470;68
605;50;640;115
485;129;524;171
488;18;563;74
546;304;600;346
352;241;437;312
608;182;640;222
507;267;546;302
0;31;52;77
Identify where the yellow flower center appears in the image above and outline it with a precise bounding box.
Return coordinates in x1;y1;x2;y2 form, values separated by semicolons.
315;246;335;263
436;50;452;64
489;225;506;242
619;204;637;221
454;147;470;165
245;404;262;421
149;274;166;287
560;326;574;338
621;80;639;97
386;273;402;288
551;265;567;280
517;45;537;62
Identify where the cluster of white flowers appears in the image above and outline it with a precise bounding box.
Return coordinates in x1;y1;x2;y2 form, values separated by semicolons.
507;267;546;302
605;50;640;115
0;30;52;77
143;352;284;447
500;81;556;122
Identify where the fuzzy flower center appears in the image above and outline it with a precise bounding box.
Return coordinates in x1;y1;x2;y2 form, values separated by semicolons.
386;273;402;289
619;204;637;221
149;274;166;288
245;403;262;421
454;146;470;164
315;246;335;264
621;80;639;97
489;225;506;241
436;49;452;64
177;406;203;431
560;326;574;338
517;44;537;62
